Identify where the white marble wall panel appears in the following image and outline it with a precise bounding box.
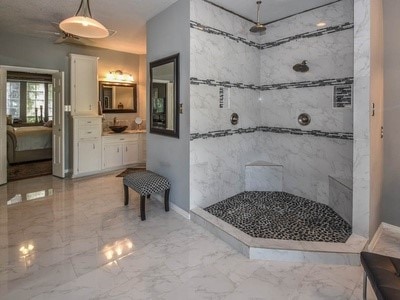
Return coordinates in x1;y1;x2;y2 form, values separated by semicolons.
329;176;353;224
260;31;354;84
191;29;260;85
190;0;260;44
259;87;353;133
258;133;353;204
191;85;260;133
260;0;354;43
190;133;261;208
352;0;371;237
245;163;283;192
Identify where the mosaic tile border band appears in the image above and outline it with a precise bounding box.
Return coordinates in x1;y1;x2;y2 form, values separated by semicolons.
190;126;353;141
190;21;354;50
259;22;354;49
190;77;354;91
190;21;260;48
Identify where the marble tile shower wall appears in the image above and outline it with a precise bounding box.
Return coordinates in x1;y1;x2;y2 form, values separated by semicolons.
190;0;261;208
258;0;354;204
190;0;354;208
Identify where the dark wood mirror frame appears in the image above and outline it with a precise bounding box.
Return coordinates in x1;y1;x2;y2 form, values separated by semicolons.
149;53;179;138
99;81;137;113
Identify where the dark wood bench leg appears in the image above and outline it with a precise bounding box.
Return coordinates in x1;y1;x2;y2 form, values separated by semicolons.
363;272;367;300
140;195;146;221
164;189;170;212
124;184;129;206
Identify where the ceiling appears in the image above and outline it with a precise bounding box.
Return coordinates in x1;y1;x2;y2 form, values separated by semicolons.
210;0;337;24
0;0;337;55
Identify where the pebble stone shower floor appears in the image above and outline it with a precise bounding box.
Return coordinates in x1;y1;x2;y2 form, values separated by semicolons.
204;191;352;243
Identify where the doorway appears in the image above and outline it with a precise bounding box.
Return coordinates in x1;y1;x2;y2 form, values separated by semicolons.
0;66;65;185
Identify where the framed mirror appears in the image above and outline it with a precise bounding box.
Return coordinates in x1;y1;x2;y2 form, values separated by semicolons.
99;81;137;113
149;53;179;138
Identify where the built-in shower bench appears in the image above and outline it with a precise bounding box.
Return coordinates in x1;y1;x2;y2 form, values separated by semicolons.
245;161;283;191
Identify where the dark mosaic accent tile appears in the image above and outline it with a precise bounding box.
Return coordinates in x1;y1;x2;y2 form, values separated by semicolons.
190;126;353;141
219;87;224;108
190;77;260;90
190;20;354;50
190;21;260;49
204;191;352;243
259;77;354;91
190;77;354;91
259;23;354;49
334;85;352;108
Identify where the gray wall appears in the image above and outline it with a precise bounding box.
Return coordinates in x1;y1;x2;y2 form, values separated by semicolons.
146;0;190;212
0;31;144;171
382;0;400;227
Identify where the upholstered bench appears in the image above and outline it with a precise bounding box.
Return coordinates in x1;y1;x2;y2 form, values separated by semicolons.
360;251;400;300
123;171;170;220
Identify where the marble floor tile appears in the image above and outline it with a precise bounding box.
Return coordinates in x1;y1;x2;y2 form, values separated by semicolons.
0;173;377;299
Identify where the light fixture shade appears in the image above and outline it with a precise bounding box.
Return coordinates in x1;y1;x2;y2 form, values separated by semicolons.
60;16;109;39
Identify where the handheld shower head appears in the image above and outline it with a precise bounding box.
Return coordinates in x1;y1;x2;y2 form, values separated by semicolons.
250;1;266;33
293;60;309;73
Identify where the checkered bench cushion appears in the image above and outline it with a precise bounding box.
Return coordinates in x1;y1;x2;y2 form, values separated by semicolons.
123;171;170;196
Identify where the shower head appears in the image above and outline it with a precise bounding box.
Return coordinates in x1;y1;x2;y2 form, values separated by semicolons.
293;60;309;73
250;1;266;33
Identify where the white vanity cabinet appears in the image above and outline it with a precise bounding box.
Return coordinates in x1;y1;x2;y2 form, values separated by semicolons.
102;135;139;170
70;54;98;115
72;116;102;177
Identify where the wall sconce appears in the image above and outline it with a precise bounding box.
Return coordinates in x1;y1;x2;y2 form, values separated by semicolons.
105;70;134;82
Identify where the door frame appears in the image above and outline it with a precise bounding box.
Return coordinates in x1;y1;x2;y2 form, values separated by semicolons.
0;65;64;184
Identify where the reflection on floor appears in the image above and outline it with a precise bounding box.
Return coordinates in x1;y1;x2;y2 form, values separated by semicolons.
0;173;371;299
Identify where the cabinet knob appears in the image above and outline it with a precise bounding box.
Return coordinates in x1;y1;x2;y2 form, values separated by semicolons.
87;131;92;134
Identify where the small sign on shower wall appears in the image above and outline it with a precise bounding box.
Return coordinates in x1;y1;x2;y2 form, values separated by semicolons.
219;87;231;109
333;85;352;108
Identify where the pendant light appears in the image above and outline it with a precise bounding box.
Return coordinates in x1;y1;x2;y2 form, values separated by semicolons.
59;0;109;39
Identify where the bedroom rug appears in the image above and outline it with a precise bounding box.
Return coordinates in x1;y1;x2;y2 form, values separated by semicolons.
116;167;146;177
8;159;52;182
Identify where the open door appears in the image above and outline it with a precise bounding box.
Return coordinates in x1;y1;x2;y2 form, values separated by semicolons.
52;72;65;178
0;68;6;185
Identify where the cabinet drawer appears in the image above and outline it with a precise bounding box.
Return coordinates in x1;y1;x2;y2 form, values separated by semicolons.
78;118;101;126
102;134;138;143
79;126;101;139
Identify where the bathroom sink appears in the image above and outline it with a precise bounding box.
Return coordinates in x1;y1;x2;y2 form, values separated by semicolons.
109;125;128;133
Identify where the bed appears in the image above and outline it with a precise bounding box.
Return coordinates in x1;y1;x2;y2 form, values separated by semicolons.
7;125;52;164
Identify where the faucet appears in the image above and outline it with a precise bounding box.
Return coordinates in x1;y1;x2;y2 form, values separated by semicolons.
113;117;117;125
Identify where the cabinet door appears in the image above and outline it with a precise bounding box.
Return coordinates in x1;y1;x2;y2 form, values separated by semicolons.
123;142;139;165
71;55;98;115
103;144;123;169
77;140;101;173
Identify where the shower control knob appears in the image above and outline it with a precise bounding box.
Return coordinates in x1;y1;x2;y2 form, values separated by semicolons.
298;113;311;126
231;113;239;125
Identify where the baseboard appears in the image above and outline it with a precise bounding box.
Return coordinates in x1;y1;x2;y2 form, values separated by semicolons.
152;194;190;219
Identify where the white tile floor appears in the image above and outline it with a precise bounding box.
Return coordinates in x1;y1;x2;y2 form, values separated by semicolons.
0;173;372;299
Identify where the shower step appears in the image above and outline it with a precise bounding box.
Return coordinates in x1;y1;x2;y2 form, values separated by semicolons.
191;207;367;265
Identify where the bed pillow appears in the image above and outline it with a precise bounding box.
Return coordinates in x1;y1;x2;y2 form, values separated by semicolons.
44;120;53;128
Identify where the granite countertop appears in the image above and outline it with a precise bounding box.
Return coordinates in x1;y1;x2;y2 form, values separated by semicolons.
102;129;146;136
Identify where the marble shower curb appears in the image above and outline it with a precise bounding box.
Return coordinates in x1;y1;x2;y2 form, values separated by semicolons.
191;207;367;265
